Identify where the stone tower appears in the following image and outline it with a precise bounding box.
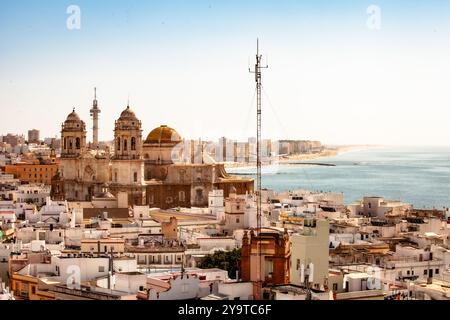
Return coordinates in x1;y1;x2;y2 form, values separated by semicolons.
110;105;145;204
50;170;65;201
89;87;101;149
61;108;87;158
113;105;143;160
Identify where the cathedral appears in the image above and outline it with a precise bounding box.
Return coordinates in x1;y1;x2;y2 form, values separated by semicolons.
51;91;253;208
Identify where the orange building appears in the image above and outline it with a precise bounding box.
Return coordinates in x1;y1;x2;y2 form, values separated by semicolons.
5;162;58;185
240;228;291;298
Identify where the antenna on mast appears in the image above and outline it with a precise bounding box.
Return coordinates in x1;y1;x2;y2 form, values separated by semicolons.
249;37;268;300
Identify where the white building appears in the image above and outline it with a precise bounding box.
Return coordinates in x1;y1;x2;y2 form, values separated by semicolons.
208;189;224;221
16;184;50;206
348;196;411;218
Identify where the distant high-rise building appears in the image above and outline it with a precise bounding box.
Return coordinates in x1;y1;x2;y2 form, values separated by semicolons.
216;137;227;162
28;129;40;143
3;133;25;147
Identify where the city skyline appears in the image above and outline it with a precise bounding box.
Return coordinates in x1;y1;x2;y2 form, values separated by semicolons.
1;1;450;145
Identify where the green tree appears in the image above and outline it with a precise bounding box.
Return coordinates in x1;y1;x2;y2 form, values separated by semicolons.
199;248;241;279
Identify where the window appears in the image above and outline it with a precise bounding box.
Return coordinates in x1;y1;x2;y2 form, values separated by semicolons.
265;260;274;278
124;139;128;150
236;218;240;223
134;172;138;182
99;266;105;272
407;270;410;275
131;137;136;150
31;286;36;295
296;259;300;270
333;283;338;291
435;269;439;274
424;270;428;275
117;137;121;151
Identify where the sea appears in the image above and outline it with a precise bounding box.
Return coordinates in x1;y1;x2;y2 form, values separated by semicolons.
226;146;450;209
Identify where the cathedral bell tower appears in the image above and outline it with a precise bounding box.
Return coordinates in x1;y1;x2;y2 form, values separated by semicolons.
61;108;87;158
113;105;143;160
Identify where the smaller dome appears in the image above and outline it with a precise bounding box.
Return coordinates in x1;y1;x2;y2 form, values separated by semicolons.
65;108;81;122
119;106;138;121
145;125;182;144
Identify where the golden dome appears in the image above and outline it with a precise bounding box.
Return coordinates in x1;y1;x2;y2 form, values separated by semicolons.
145;125;182;144
118;106;138;120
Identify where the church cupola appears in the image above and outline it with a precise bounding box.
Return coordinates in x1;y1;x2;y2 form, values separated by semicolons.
61;108;87;158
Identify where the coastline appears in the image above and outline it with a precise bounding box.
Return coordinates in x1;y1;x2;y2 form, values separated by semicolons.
225;144;377;169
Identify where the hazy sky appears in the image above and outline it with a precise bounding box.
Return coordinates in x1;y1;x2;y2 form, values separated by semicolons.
1;0;450;145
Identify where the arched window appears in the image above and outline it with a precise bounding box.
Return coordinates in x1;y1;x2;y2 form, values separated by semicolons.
63;138;66;150
69;139;73;149
117;137;121;151
124;139;128;150
76;137;81;149
131;137;136;151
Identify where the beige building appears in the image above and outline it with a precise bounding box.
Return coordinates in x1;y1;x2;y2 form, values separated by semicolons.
80;238;125;255
290;218;329;290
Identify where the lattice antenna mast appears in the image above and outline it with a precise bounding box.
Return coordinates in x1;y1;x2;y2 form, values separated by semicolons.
249;38;268;299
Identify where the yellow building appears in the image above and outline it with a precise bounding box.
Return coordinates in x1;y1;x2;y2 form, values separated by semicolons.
10;273;56;300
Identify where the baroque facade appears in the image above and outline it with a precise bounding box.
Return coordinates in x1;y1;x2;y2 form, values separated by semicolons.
52;93;253;208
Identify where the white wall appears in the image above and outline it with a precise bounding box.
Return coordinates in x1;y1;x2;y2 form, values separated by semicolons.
218;282;253;300
148;276;200;300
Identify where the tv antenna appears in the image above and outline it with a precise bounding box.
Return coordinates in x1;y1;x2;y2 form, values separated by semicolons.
249;38;268;300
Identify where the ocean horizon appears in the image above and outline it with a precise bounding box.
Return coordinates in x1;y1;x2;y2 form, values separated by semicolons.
227;146;450;209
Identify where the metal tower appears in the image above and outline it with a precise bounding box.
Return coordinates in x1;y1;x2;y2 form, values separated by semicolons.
90;87;101;148
249;38;268;299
